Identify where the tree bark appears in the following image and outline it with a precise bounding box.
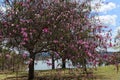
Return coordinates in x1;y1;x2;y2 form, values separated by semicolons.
28;53;35;80
12;57;15;72
1;61;4;71
1;55;4;71
62;58;66;69
51;55;55;69
83;58;87;74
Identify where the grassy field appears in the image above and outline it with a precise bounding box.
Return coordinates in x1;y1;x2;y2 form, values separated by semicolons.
93;65;120;80
0;65;120;80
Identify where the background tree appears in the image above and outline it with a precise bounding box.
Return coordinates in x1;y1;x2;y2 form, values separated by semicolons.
114;28;120;51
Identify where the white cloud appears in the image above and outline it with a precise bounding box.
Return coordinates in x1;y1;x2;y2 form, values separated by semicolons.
95;15;117;26
98;2;116;12
0;6;6;12
92;2;117;13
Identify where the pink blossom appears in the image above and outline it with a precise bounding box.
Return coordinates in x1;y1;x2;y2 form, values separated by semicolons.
6;54;11;59
22;32;28;37
87;51;92;57
27;0;31;3
53;40;58;43
9;33;12;35
55;52;59;57
26;19;32;23
23;37;29;41
109;42;112;47
46;59;52;66
47;62;52;66
22;2;29;8
30;32;32;35
22;53;27;59
20;41;26;45
42;27;49;33
13;30;16;33
16;2;22;5
103;54;108;59
60;37;63;40
53;0;59;3
93;60;97;66
21;28;27;31
20;19;26;23
77;40;83;44
16;24;19;27
84;44;89;48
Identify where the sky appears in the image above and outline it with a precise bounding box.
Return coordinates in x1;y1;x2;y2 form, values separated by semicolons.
95;0;120;37
91;0;120;51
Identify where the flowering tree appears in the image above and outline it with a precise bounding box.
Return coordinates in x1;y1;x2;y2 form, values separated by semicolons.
0;0;54;79
0;0;111;80
0;0;79;79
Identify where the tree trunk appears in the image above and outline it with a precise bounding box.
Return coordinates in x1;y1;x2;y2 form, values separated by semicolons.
28;53;35;80
1;56;4;71
83;58;87;74
12;56;15;72
84;64;87;74
1;61;4;71
51;55;55;69
62;58;66;69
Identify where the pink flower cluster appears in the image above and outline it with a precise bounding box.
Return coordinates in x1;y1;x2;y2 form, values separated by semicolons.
6;54;11;59
42;27;49;33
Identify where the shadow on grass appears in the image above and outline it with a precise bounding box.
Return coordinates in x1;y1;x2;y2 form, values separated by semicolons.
4;76;27;80
0;68;113;80
3;74;111;80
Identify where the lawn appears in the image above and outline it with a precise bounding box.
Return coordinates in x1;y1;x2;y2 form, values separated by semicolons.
0;65;120;80
93;65;120;80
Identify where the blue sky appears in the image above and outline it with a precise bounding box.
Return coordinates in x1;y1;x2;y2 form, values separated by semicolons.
0;0;3;3
91;0;120;51
94;0;120;36
107;0;120;31
106;0;120;26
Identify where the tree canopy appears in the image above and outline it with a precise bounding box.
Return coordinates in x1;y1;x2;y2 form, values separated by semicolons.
0;0;111;80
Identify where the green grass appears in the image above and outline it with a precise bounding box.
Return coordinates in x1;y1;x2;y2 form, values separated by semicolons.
0;65;120;80
93;65;120;80
0;72;16;80
0;71;28;80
